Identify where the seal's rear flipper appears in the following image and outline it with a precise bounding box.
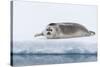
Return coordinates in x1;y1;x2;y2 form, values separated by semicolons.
34;33;44;37
89;31;95;36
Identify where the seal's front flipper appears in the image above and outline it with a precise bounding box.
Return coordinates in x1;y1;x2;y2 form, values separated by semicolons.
34;33;44;37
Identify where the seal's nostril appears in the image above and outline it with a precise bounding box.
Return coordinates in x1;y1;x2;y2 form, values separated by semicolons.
47;32;51;35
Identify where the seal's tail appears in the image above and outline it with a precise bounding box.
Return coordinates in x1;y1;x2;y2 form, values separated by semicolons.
89;31;95;36
34;33;43;37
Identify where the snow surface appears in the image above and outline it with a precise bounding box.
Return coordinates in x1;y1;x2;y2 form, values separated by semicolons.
12;36;97;54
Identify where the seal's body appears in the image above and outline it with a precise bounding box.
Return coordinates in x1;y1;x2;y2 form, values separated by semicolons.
34;22;95;39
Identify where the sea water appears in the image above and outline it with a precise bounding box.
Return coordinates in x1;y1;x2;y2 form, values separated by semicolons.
12;54;97;66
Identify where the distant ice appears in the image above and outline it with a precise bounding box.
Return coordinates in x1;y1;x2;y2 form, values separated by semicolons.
12;36;97;54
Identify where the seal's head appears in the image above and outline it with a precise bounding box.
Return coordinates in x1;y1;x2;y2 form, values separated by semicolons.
43;23;59;39
34;23;59;39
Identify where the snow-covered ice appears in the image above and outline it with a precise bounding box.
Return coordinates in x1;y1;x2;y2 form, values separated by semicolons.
12;36;97;54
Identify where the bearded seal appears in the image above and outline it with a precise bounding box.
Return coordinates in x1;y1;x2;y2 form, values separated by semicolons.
34;22;95;39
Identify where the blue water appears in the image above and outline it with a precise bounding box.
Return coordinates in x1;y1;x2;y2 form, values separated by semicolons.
12;54;97;66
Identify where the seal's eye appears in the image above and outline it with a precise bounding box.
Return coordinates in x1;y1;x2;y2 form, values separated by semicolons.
46;28;52;31
49;29;52;31
47;32;51;35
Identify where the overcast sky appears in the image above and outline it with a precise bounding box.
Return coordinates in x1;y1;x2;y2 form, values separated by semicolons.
13;1;97;41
